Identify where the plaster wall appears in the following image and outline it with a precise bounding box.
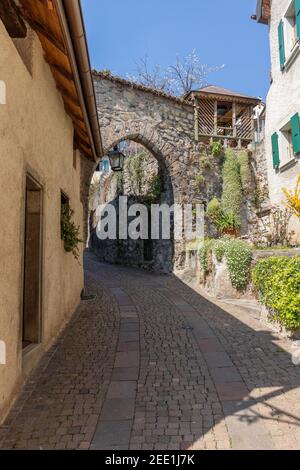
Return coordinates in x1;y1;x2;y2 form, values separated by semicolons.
0;23;84;422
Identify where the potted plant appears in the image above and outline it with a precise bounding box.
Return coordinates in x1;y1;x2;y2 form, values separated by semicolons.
217;212;240;237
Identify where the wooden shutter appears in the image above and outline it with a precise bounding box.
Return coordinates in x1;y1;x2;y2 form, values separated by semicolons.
291;113;300;155
278;20;286;70
295;0;300;38
271;132;280;169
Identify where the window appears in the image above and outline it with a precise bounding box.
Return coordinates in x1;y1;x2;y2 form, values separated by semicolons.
284;1;298;54
280;121;294;163
99;159;110;173
271;113;300;170
60;191;69;239
278;0;300;69
23;175;43;349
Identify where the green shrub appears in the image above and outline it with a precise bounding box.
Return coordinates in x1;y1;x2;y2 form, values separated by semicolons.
217;211;240;235
221;149;242;223
213;240;226;262
198;239;214;275
252;257;300;330
61;205;82;260
124;152;146;196
207;198;221;217
207;197;240;235
147;174;163;202
195;174;205;187
207;198;222;228
211;141;222;157
198;238;251;290
224;239;252;290
238;150;251;195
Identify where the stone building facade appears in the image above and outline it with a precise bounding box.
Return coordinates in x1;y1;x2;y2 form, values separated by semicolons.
92;72;230;269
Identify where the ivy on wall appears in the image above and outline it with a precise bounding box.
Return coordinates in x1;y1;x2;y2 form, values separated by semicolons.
238;150;251;196
124;152;146;196
61;205;82;260
221;149;243;224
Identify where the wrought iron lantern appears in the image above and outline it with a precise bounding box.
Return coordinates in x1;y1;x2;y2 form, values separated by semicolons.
107;146;125;172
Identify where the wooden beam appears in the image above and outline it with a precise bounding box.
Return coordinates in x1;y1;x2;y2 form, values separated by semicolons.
56;84;80;107
214;100;218;135
73;121;88;136
64;103;84;123
232;102;237;138
21;12;67;55
0;0;27;38
77;142;93;159
44;56;74;81
74;133;90;149
193;97;199;142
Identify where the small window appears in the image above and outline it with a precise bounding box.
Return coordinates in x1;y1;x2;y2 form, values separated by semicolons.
284;1;298;54
60;191;69;239
280;121;294;164
97;159;110;173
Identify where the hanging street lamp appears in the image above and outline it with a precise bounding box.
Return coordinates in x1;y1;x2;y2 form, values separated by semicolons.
107;146;125;172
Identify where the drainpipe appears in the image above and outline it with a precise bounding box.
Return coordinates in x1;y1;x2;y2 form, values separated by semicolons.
54;0;103;161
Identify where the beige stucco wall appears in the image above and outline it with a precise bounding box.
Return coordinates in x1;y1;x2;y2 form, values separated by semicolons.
264;0;300;238
0;22;84;422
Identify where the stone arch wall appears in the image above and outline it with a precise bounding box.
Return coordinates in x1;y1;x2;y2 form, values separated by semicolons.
93;74;199;206
80;73;226;270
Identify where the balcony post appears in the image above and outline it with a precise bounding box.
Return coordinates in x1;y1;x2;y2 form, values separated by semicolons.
232;102;237;138
214;100;218;135
193;96;199;141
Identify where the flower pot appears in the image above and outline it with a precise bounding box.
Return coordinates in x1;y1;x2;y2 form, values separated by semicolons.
222;228;239;237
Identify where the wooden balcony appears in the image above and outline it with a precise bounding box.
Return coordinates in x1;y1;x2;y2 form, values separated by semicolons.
184;86;260;149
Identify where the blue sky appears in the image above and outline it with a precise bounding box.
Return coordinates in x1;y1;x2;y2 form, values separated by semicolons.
81;0;270;99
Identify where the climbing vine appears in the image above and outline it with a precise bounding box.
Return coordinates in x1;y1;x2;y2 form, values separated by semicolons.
147;173;163;203
221;149;243;224
61;205;82;260
238;150;251;195
211;141;222;157
124;152;146;196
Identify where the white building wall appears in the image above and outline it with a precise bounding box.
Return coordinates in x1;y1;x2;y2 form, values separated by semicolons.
265;0;300;238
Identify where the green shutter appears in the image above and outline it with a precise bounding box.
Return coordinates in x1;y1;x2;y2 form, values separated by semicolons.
295;0;300;38
278;20;286;69
291;113;300;155
271;132;280;169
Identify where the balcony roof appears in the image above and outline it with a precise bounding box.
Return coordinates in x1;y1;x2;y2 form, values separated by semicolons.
185;85;260;105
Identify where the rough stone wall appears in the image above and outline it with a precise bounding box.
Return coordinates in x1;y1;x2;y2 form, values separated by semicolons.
93;74;196;204
89;148;174;272
90;74;267;268
91;74;227;268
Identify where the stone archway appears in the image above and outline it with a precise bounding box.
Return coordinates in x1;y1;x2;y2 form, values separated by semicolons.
80;72;225;270
89;134;176;272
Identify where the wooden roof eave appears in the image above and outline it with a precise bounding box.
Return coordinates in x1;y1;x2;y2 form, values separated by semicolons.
19;0;98;161
192;91;259;106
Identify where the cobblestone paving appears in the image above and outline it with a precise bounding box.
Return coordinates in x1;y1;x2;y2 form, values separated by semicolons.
1;252;300;450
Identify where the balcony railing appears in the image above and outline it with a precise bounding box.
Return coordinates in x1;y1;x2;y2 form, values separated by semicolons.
196;100;254;143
